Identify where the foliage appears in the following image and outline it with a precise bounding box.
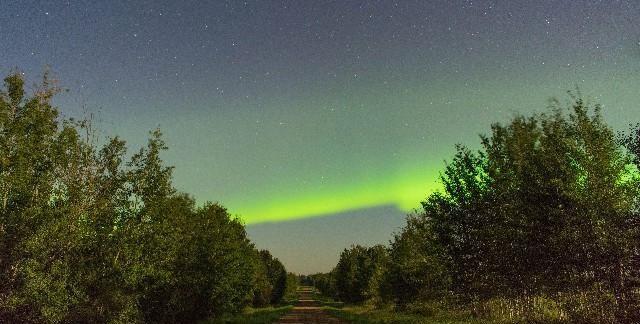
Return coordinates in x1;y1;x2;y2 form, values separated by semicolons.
0;71;289;323
284;273;299;300
384;212;450;308
319;95;640;323
206;305;294;324
307;272;336;298
332;245;388;304
324;304;496;324
252;250;287;307
404;97;638;322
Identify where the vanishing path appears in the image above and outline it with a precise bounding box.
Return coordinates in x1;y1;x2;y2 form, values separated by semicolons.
275;287;346;324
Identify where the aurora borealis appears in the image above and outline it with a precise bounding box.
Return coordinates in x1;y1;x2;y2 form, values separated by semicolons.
3;0;640;225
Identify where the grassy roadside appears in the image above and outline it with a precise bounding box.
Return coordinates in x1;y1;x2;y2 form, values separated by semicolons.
205;305;294;324
323;304;502;324
311;288;345;308
205;293;298;324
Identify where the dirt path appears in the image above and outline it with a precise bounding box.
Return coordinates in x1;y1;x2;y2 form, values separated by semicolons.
275;287;346;324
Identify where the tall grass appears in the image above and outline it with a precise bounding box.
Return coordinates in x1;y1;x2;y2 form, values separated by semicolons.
205;305;293;324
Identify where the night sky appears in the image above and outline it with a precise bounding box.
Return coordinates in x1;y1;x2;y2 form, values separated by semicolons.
3;1;640;227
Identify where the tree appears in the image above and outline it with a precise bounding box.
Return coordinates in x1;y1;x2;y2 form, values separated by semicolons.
0;71;288;323
333;245;388;304
309;272;336;298
252;250;287;306
385;211;451;308
0;71;81;322
388;95;639;322
284;272;299;300
618;124;640;322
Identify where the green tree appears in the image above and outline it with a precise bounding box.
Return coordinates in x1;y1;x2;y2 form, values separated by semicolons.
0;71;84;322
385;211;451;308
389;96;639;322
252;250;288;306
618;124;640;322
284;272;299;300
333;245;388;304
309;272;336;298
0;71;287;323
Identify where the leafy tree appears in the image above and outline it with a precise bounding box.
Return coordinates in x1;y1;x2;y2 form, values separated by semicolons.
308;272;336;298
618;123;640;322
333;245;388;304
252;250;287;306
0;71;80;322
386;96;639;322
0;71;288;323
384;212;450;308
265;254;287;305
252;253;273;307
284;272;299;300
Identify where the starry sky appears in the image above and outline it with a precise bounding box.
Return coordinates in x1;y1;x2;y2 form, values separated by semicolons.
2;0;640;226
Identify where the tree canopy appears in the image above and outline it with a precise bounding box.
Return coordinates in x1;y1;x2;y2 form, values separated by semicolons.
316;96;640;323
0;72;294;323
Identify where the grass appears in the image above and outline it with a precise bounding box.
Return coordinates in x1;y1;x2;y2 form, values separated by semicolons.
323;304;512;324
311;289;345;308
205;305;294;324
205;294;298;324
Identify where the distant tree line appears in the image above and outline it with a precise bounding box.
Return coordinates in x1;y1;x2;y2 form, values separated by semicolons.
312;96;640;323
0;72;294;323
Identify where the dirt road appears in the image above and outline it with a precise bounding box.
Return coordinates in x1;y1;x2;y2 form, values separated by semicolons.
275;287;346;324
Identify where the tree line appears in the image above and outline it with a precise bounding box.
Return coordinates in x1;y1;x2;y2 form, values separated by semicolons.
0;72;295;323
310;95;640;323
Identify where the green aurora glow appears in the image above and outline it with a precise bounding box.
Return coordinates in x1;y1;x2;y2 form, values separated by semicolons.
194;68;639;224
6;1;639;225
233;163;443;224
